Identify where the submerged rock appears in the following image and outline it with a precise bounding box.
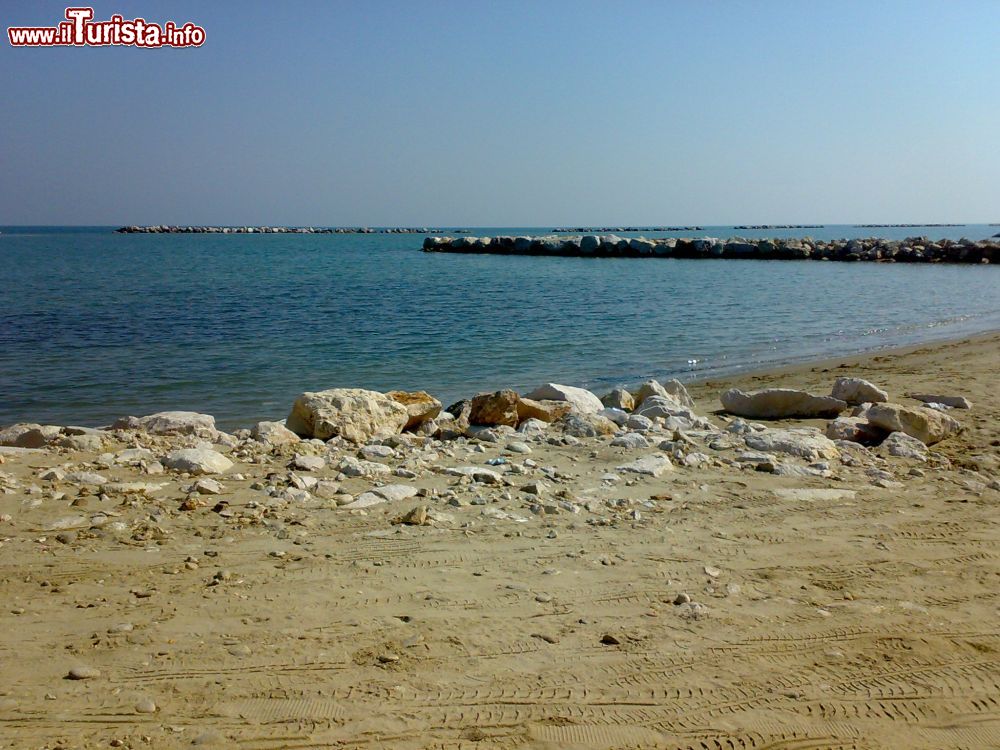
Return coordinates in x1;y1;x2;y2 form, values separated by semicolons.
720;388;847;419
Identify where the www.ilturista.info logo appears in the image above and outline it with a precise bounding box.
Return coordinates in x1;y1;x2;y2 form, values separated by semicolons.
8;7;205;47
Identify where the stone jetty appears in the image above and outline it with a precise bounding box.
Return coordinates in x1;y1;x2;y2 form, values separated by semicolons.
116;225;451;234
422;234;998;263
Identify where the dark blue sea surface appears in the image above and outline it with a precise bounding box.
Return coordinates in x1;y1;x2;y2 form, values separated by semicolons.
2;226;998;429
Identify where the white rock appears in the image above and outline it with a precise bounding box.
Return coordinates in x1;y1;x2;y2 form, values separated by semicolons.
162;448;233;475
610;433;649;450
524;383;603;414
597;408;628;426
336;456;391;478
831;377;889;405
866;402;961;445
286;388;408;443
291;454;326;472
909;393;972;410
744;428;839;461
721;388;847;419
65;471;108;485
617;454;673;477
371;484;418;502
252;421;301;445
116;411;217;437
444;466;504;484
882;431;928;461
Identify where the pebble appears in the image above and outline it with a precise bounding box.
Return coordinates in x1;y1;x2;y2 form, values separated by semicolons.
135;698;157;713
600;633;622;645
673;592;691;605
534;593;553;603
67;666;101;680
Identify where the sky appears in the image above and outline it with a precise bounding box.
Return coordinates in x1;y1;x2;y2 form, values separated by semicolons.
1;0;998;226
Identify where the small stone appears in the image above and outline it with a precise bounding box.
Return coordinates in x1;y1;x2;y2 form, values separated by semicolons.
704;565;721;578
67;666;101;680
135;698;157;714
600;633;622;645
394;505;429;526
673;593;691;605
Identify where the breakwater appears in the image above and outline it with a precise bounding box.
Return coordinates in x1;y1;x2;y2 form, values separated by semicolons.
423;235;998;263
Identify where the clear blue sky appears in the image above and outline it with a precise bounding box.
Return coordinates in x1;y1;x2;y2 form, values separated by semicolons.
2;0;998;225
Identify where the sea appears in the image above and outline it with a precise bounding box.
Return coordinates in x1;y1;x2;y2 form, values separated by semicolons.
2;225;998;430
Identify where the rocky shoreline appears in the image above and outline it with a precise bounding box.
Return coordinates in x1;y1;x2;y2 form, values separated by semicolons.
423;234;999;263
1;333;997;748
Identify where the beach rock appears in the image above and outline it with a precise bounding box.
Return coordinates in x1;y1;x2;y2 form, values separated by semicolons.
386;390;442;429
882;432;928;461
909;393;972;410
394;505;429;526
744;428;840;461
617;454;673;477
625;414;654;432
114;411;217;437
558;413;617;438
598;408;628;426
291;454;325;472
515;398;572;424
56;434;103;452
444;466;504;484
469;390;520;426
525;383;603;414
720;388;847;419
601;388;635;411
634;396;700;422
633;380;671;408
286;388;408;443
662;379;696;409
831;377;888;405
517;418;549;436
866;402;961;445
336;456;392;479
163;448;233;475
0;424;59;448
611;433;649;450
371;484;419;502
251;421;300;445
825;416;888;445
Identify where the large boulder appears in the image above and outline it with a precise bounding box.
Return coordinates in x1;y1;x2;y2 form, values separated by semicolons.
831;377;888;405
720;388;847;419
744;428;840;461
386;390;442;430
114;411;217;437
468;390;520;426
515;397;572;424
162;448;233;475
286;388;408;443
866;403;961;445
524;383;603;414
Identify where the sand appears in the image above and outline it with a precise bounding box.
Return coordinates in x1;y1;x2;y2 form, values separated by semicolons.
0;333;997;749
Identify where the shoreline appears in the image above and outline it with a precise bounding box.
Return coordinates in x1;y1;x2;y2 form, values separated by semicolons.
0;327;997;748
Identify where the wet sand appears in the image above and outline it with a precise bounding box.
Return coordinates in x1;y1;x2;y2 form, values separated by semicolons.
0;332;997;749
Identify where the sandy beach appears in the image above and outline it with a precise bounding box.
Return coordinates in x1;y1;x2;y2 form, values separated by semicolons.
0;333;997;750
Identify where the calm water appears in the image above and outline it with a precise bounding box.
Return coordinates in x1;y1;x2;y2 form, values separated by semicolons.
2;226;999;430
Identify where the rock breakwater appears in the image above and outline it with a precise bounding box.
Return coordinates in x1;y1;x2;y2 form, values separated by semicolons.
423;235;998;263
